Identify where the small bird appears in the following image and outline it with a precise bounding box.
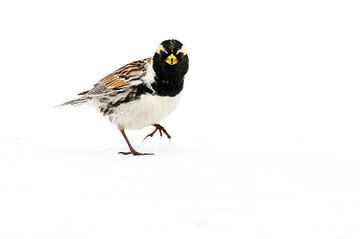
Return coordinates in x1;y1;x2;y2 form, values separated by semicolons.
60;39;189;155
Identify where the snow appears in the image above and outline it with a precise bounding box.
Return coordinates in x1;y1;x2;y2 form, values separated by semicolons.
1;0;360;238
2;138;360;239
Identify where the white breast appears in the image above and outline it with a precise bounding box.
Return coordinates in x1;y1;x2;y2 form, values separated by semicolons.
109;93;182;130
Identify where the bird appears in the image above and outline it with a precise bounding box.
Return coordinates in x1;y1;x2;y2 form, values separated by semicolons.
60;39;189;156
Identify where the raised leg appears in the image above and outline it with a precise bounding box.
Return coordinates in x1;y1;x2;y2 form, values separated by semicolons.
143;124;171;141
119;129;153;156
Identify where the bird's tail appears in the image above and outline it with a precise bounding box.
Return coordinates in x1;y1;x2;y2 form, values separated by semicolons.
56;96;90;108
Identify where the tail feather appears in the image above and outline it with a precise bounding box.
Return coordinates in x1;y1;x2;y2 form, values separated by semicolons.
56;97;89;107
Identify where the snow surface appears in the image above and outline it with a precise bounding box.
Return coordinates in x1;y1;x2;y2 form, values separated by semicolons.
1;0;360;238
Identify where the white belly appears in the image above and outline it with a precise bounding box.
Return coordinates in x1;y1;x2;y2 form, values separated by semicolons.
108;94;182;130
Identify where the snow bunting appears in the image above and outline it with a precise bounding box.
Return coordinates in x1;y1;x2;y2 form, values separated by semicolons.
60;39;189;155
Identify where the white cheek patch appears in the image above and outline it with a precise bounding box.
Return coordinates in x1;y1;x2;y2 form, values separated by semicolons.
156;45;168;54
176;45;187;55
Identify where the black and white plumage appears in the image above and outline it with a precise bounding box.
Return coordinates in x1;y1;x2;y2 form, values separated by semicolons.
61;39;189;155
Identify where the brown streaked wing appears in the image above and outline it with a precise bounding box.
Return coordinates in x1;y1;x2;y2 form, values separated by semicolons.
83;58;149;96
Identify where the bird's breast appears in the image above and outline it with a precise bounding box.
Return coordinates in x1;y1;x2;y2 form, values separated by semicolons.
109;93;182;130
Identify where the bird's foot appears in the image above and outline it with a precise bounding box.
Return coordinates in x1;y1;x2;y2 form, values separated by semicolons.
118;150;154;156
143;124;171;141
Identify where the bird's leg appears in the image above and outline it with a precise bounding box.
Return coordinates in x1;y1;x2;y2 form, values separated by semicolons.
119;129;153;156
143;124;171;141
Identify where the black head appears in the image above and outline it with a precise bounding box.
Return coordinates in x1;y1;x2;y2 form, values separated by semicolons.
152;39;189;80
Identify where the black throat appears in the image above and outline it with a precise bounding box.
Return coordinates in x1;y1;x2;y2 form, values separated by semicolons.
151;76;184;97
151;48;189;97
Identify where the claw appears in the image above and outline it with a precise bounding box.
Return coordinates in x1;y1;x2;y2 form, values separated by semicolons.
143;124;171;141
119;129;154;156
118;151;154;156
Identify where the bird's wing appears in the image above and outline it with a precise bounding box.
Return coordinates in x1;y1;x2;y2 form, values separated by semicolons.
81;58;150;96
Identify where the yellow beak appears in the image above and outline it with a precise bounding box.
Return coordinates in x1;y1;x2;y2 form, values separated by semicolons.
165;54;179;65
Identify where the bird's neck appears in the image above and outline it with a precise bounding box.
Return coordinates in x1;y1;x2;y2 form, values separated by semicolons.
151;76;184;97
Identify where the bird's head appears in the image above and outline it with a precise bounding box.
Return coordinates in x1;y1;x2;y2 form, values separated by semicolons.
152;39;189;79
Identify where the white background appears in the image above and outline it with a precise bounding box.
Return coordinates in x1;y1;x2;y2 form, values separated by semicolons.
1;0;360;238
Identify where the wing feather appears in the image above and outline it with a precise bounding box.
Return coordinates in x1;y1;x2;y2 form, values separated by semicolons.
82;58;149;96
